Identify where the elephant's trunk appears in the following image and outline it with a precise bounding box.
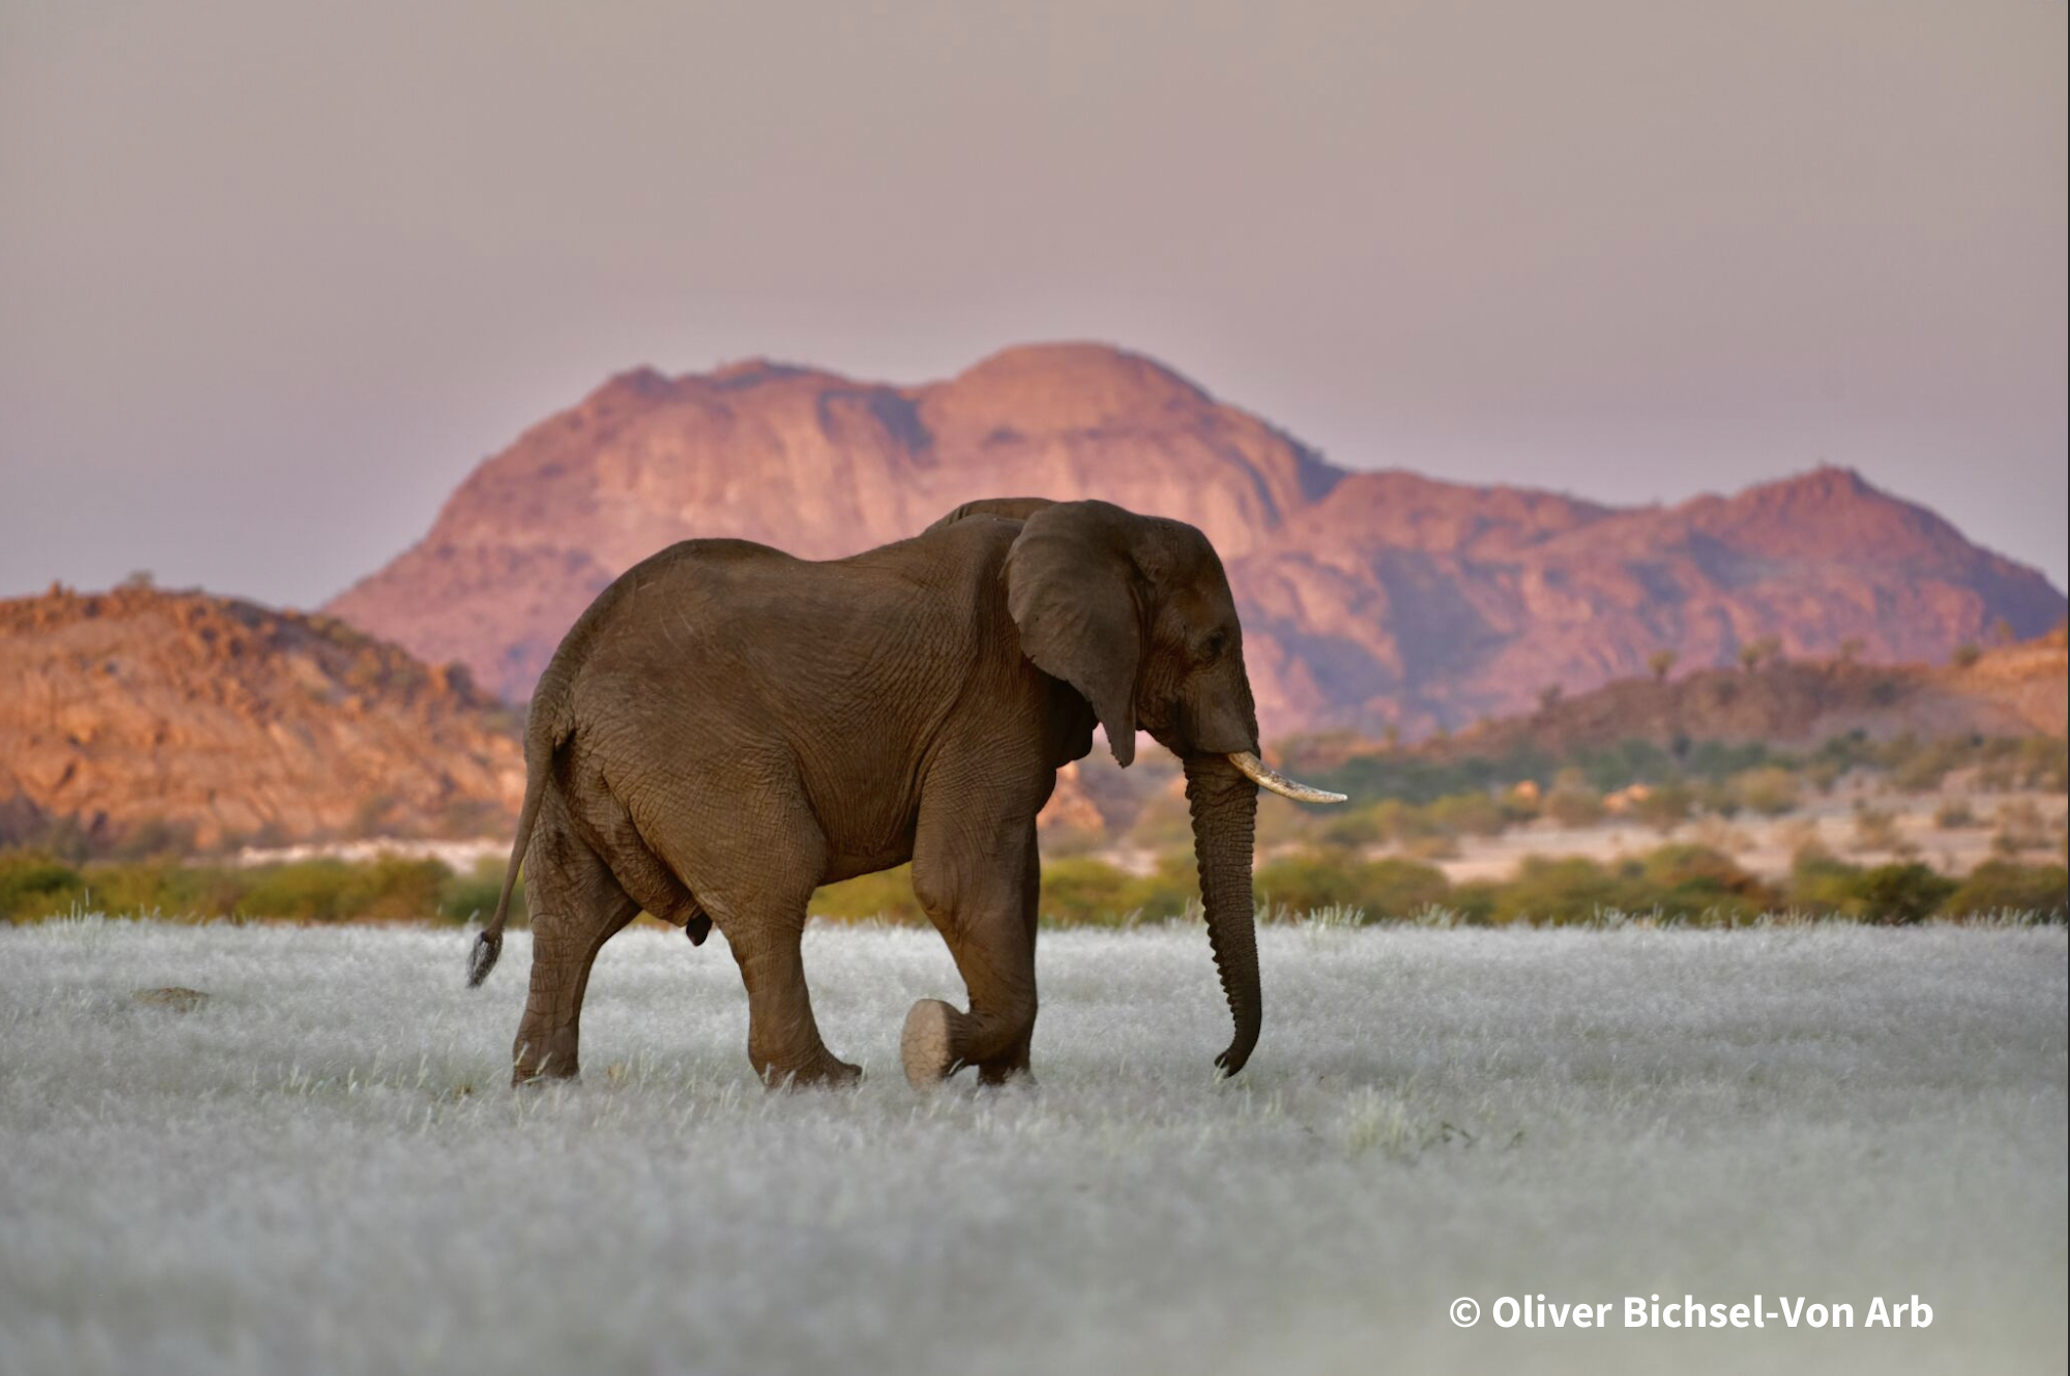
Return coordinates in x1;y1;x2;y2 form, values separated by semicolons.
1185;752;1261;1075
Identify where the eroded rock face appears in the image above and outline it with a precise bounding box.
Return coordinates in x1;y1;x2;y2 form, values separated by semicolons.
324;343;2067;739
0;585;525;849
1400;628;2070;764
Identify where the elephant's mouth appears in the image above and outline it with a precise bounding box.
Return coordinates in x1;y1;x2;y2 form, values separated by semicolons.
1224;751;1346;804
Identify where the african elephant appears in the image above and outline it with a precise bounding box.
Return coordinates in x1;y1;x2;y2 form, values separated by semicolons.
466;496;1342;1087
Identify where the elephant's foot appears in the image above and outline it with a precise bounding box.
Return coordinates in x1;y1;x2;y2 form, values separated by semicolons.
976;1022;1035;1087
977;1061;1036;1089
760;1049;863;1091
512;1036;579;1086
902;999;965;1089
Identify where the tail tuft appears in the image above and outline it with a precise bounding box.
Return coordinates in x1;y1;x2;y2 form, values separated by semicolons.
466;930;503;988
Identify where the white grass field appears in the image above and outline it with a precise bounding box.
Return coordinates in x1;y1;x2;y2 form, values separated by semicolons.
2;917;2064;1376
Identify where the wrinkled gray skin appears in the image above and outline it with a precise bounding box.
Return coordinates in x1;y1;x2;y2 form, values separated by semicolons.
469;498;1275;1088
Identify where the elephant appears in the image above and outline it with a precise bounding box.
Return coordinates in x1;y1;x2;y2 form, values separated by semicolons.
465;496;1344;1088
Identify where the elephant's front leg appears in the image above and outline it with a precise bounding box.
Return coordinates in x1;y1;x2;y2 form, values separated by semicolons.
904;812;1041;1089
972;827;1041;1085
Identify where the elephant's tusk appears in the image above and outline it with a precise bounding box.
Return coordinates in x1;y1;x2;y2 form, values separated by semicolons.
1225;751;1348;804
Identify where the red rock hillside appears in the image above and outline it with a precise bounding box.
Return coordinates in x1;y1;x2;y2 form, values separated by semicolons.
326;344;2066;739
0;585;526;849
1428;624;2070;762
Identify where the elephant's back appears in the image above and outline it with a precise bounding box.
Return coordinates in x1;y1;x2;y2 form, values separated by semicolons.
558;533;983;726
534;538;792;684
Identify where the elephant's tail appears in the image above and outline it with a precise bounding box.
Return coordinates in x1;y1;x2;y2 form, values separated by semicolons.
467;702;568;988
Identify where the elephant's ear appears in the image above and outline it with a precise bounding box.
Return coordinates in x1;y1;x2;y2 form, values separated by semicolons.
1002;501;1142;767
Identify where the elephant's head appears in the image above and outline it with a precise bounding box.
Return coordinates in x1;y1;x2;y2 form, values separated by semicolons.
998;499;1345;1074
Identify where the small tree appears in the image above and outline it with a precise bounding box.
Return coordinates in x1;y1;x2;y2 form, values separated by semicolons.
1647;649;1677;683
1633;783;1694;835
1546;769;1606;828
1537;683;1564;713
1837;637;1865;664
1739;635;1782;673
1949;642;1982;669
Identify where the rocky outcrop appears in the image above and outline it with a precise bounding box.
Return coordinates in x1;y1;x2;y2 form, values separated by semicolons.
0;585;525;850
1395;627;2070;763
326;343;2068;739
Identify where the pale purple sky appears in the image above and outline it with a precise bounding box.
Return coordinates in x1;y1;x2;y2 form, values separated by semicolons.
2;0;2064;603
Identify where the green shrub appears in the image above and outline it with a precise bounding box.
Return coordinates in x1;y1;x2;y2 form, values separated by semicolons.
1447;881;1500;925
1941;861;2068;920
1545;785;1605;828
1734;767;1802;817
1632;844;1778;919
1118;854;1201;922
1424;792;1508;838
1788;847;1867;916
348;856;449;920
1356;857;1452;918
1320;803;1389;849
812;864;927;925
1682;740;1772;781
1486;855;1628;925
1852;863;1959;925
1255;855;1364;918
0;851;85;920
1630;783;1694;834
1544;767;1605;827
1039;857;1142;925
439;857;520;924
77;860;248;918
235;860;358;920
1575;739;1676;792
229;856;451;921
1368;798;1438;842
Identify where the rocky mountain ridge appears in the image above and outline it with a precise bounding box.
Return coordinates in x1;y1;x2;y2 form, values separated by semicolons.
320;342;2069;739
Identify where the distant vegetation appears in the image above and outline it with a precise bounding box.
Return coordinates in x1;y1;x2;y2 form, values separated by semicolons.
3;721;2063;928
3;843;2061;928
0;853;517;927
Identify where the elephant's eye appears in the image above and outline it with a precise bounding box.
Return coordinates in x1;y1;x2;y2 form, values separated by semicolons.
1201;630;1229;664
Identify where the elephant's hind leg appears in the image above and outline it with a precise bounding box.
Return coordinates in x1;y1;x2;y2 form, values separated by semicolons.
639;790;859;1089
513;798;639;1085
724;914;863;1089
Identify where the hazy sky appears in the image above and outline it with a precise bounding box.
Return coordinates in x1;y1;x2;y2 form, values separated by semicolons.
2;0;2064;605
